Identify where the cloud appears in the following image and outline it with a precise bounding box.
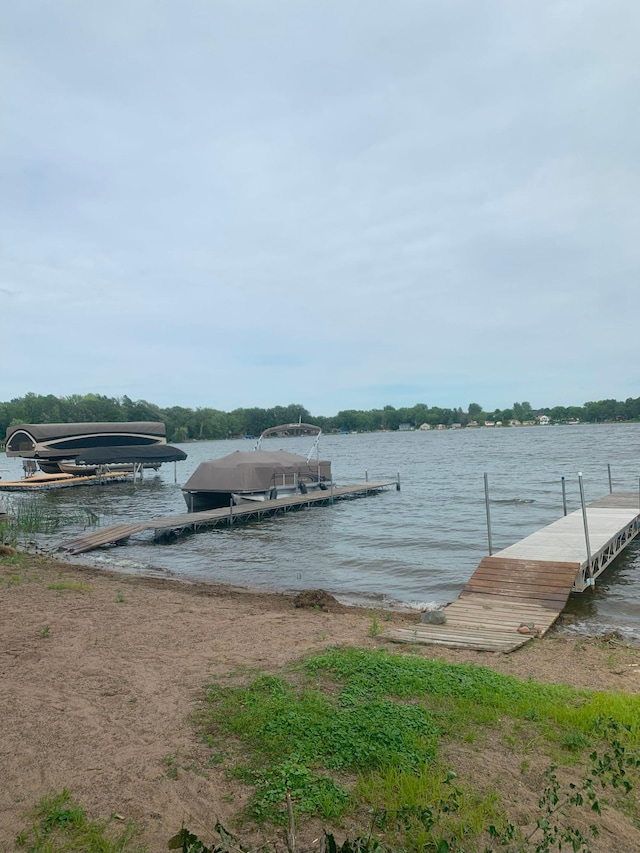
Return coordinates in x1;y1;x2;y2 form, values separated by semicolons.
1;1;639;413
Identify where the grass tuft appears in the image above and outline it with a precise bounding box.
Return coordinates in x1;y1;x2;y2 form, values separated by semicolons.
15;788;145;853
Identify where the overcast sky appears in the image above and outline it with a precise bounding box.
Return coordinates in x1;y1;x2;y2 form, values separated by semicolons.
1;1;638;415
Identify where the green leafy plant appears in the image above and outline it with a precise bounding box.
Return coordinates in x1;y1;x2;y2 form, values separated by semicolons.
195;648;640;851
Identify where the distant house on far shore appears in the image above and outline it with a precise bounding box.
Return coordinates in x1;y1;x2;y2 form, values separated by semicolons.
537;414;550;425
398;423;413;431
419;423;432;430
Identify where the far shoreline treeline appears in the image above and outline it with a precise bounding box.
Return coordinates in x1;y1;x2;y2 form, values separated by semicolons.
1;393;639;444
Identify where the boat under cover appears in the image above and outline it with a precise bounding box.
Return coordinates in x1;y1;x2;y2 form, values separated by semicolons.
182;449;332;511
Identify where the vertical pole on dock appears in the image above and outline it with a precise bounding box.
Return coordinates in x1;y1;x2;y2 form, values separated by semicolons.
329;481;334;505
365;470;368;482
608;464;613;494
561;476;567;516
484;472;493;556
229;497;234;525
578;472;594;590
396;471;401;491
174;461;177;484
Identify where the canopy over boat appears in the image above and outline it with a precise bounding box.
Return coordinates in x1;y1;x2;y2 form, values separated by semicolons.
5;422;167;458
182;449;331;494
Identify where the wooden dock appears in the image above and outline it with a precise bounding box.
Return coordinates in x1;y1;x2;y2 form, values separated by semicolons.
0;471;133;491
57;480;398;555
383;492;640;653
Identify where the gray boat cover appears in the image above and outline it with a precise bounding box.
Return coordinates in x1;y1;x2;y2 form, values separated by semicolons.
5;422;166;442
182;450;331;493
75;445;187;464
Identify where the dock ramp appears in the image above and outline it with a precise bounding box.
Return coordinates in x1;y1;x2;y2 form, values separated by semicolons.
383;492;639;653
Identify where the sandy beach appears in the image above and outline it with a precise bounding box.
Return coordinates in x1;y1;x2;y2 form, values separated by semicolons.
2;551;640;852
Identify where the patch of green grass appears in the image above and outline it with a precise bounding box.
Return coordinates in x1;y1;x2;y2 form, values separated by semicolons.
357;766;505;851
47;579;92;594
15;788;145;852
164;753;179;780
201;669;440;823
0;551;29;569
197;647;640;850
40;625;50;639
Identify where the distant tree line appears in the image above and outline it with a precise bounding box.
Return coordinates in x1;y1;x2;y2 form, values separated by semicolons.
1;393;639;444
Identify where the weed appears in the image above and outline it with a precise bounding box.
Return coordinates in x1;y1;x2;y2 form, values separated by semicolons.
561;730;591;752
40;625;50;639
117;590;125;603
368;614;381;637
48;579;92;593
1;497;98;547
16;788;144;852
164;753;179;780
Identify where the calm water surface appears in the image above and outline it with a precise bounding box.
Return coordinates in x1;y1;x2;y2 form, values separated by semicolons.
2;424;639;639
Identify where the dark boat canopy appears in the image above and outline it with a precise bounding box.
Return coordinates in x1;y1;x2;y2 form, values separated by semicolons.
75;445;187;465
183;449;331;494
5;422;167;458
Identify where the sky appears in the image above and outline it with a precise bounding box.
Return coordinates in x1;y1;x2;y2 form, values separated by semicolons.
1;1;639;417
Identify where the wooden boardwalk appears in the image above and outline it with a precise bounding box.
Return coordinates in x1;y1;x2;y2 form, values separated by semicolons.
383;492;640;653
57;481;398;555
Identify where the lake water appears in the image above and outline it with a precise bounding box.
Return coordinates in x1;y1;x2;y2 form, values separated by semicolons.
2;423;639;640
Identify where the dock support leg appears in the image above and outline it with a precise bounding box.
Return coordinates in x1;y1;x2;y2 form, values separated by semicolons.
561;476;567;516
484;472;493;556
578;472;595;590
396;471;401;491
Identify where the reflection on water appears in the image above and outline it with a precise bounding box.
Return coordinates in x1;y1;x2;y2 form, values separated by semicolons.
2;423;640;638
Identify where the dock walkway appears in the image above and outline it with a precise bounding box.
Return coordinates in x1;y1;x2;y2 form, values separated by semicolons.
383;492;640;653
57;480;397;555
0;471;132;491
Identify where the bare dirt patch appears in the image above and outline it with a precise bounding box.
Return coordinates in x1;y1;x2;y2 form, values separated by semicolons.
1;553;639;851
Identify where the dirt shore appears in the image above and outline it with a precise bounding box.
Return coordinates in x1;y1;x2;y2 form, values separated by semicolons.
2;552;639;852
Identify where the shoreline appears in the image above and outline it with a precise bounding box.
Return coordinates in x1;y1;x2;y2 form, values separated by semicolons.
2;551;640;851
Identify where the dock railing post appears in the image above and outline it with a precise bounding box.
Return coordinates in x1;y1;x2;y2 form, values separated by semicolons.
365;469;368;482
561;476;567;516
229;497;234;525
608;464;613;494
578;472;595;590
484;472;493;556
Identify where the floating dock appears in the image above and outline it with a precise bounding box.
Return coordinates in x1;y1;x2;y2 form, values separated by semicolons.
57;480;398;555
383;492;640;653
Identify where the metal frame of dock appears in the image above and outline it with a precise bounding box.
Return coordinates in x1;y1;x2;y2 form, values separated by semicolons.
383;492;640;653
57;480;399;555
